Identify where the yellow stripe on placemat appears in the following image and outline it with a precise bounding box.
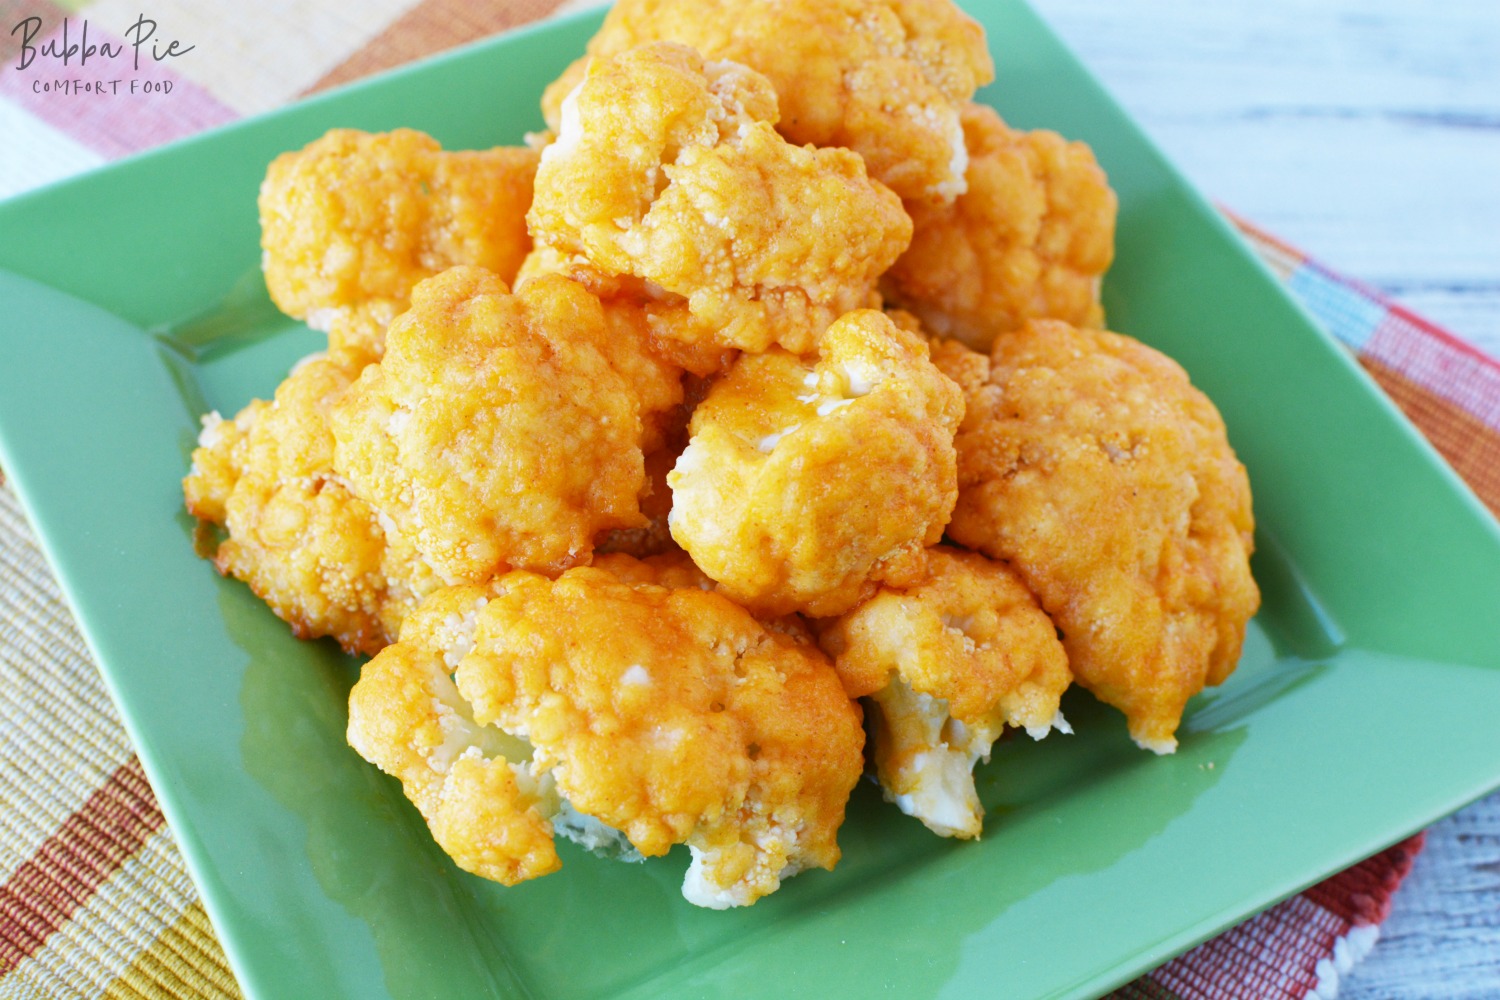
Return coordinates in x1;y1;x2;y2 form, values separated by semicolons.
102;902;240;1000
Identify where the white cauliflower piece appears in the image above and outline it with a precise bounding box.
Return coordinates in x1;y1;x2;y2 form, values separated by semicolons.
528;43;910;362
259;128;536;360
668;309;963;617
820;546;1071;838
330;266;650;583
541;0;995;204
348;563;865;907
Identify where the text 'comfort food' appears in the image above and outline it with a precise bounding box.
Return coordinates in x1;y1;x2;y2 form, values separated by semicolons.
184;0;1258;908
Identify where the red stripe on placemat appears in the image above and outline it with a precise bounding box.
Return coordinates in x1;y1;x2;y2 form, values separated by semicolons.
1155;895;1339;1000
1108;978;1188;1000
301;0;568;97
0;16;237;159
1232;212;1500;385
0;756;165;975
1108;839;1425;998
1303;833;1424;926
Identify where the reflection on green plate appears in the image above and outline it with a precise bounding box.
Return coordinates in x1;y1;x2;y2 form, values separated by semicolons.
1;3;1499;999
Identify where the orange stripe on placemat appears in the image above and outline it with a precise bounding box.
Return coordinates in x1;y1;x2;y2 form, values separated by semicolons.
0;756;165;976
301;0;569;97
1362;355;1500;519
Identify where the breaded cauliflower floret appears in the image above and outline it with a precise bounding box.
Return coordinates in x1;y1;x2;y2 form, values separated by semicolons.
542;0;993;204
669;309;963;618
182;356;441;655
347;566;865;908
819;546;1071;838
529;43;911;360
882;104;1118;352
934;323;1260;753
259;128;537;359
331;267;656;584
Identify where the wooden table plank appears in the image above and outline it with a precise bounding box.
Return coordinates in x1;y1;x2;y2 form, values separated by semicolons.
1029;0;1500;357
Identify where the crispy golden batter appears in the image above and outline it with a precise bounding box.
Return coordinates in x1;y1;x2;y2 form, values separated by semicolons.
259;129;537;359
528;43;911;360
819;546;1070;837
542;0;993;203
347;565;864;907
591;549;714;590
593;552;818;647
934;323;1259;752
589;372;713;560
182;356;441;655
518;244;738;377
882;104;1116;353
515;246;698;445
669;309;963;617
331;267;656;584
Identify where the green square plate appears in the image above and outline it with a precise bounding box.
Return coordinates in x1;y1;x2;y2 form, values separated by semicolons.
2;4;1499;999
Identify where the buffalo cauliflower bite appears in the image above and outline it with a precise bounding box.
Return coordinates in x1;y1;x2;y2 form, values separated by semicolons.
882;104;1117;353
182;356;442;655
259;128;537;359
331;267;657;584
668;309;963;618
346;565;865;908
528;43;911;360
933;324;1259;753
819;546;1071;838
541;0;993;204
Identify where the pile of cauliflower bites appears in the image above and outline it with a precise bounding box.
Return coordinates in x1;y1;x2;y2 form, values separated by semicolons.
183;0;1259;909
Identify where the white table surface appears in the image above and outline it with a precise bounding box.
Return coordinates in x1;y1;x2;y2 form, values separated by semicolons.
1025;2;1500;996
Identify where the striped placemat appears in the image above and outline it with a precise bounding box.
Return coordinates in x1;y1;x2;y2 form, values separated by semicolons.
2;3;1498;999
